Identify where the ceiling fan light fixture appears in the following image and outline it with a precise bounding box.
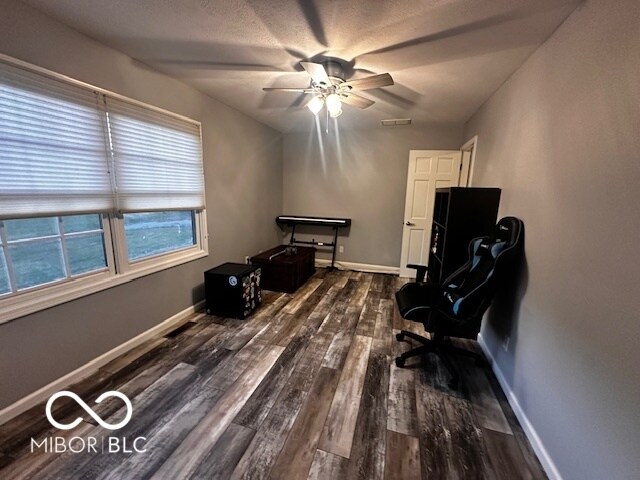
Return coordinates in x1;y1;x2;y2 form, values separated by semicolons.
265;61;394;122
307;95;324;115
326;93;342;117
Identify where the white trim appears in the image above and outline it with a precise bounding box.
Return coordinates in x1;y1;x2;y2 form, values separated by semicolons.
0;300;205;426
478;333;563;480
0;247;207;325
460;135;479;186
315;258;400;275
460;134;478;152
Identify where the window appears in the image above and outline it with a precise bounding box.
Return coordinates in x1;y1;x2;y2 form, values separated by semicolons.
124;211;196;261
62;215;108;275
0;215;108;294
0;57;208;322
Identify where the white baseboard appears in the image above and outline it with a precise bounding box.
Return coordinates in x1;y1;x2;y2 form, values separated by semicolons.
315;259;400;275
0;300;205;426
477;334;562;480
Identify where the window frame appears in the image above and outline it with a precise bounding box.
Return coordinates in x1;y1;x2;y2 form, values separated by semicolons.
112;209;208;276
0;54;209;324
0;214;115;294
0;211;208;324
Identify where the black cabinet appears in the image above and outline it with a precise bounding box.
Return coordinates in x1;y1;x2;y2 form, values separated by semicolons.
428;187;501;283
204;263;262;319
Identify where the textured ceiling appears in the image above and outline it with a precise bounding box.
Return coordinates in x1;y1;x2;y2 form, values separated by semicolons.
22;0;581;132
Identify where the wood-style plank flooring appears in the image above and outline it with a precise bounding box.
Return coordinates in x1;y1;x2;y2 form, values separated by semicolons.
0;269;546;479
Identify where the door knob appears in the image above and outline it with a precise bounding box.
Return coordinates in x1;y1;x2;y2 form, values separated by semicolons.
405;221;415;226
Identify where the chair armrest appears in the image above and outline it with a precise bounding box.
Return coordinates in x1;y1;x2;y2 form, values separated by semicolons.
406;263;428;282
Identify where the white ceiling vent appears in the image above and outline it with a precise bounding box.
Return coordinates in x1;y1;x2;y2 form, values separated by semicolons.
381;118;412;126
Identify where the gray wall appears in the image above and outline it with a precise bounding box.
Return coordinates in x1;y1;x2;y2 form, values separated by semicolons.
464;1;640;478
0;0;283;409
283;125;463;267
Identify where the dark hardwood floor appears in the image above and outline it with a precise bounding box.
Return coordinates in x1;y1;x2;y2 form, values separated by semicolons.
0;269;546;479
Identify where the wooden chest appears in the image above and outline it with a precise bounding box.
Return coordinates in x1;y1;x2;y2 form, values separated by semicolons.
250;245;315;293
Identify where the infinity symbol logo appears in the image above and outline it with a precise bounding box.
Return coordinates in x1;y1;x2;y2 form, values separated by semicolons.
45;391;133;431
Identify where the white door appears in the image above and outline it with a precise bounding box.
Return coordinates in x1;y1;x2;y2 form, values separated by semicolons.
399;150;462;277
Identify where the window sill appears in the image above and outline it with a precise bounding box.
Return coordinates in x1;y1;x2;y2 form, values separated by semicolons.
0;248;207;325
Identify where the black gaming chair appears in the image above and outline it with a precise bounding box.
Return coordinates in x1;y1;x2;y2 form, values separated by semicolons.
395;216;524;389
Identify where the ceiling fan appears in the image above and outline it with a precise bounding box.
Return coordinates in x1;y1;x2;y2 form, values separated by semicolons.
263;60;394;117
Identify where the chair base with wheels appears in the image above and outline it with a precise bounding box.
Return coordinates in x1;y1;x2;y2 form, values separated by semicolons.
394;329;484;390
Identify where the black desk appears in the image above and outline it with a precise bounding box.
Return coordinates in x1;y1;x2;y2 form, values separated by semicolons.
276;215;351;270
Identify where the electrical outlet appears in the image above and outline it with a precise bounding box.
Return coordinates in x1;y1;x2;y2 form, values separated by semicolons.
502;336;510;352
339;245;344;253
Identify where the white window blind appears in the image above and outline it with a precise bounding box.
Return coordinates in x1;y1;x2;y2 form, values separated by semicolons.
106;97;204;213
0;62;113;219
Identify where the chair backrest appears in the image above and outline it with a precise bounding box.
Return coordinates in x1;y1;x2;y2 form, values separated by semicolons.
440;216;524;321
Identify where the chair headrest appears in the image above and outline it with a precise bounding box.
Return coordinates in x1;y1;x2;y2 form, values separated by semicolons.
494;216;523;245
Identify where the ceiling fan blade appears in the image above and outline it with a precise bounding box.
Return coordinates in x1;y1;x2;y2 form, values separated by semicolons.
296;0;328;47
151;60;284;72
263;87;314;93
300;61;330;86
340;73;394;91
340;93;375;109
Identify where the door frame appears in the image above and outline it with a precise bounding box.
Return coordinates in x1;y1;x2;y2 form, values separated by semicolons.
460;135;478;187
